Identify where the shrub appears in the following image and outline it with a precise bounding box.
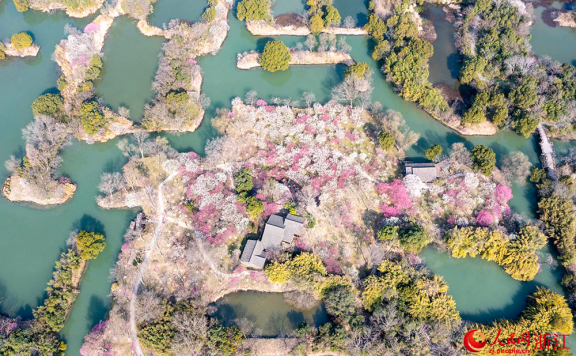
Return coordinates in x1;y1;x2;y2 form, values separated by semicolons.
11;32;33;50
236;0;270;22
324;286;357;325
529;167;546;183
265;260;292;284
461;105;486;125
471;145;496;176
79;101;106;135
32;94;64;118
76;231;106;260
425;145;442;162
378;132;395;151
57;76;68;91
13;0;30;12
364;13;386;41
324;5;341;27
259;40;291;72
310;14;325;35
344;62;370;79
207;324;243;356
398;224;429;253
245;196;264;218
377;225;398;241
234;169;253;193
202;7;216;22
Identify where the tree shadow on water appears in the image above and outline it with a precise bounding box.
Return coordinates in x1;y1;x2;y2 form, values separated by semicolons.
267;312;289;336
286;310;305;329
460;280;544;324
87;295;107;329
73;215;106;235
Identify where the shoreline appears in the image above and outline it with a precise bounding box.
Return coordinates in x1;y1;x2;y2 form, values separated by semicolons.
246;19;368;36
237;50;355;70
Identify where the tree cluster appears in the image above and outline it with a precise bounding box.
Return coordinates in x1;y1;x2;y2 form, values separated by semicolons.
306;0;341;35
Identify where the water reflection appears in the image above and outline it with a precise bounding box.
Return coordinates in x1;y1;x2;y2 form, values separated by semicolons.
215;292;329;336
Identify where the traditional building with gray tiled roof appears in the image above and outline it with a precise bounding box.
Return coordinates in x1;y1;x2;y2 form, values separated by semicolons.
240;214;305;269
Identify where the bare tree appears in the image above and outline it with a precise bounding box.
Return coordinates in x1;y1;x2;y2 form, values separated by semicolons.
118;106;130;118
135;290;163;325
501;151;532;185
245;90;258;106
331;74;373;108
98;172;126;195
304;34;317;51
338;37;352;52
302;92;316;108
4;155;21;173
171;311;209;355
344;16;356;29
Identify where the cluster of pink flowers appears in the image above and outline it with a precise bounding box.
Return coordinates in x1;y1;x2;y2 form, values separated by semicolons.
180;155;250;245
83;22;100;34
377;180;413;218
317;242;342;274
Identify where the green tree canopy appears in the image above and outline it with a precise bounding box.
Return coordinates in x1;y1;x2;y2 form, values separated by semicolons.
310;14;325;35
76;231;106;260
344;62;370;79
378;132;395;151
324;5;341;26
207;324;243;356
236;0;270;22
32;94;64;118
13;0;30;12
79;101;106;135
234;168;253;193
259;40;291;72
398;224;429;253
425;145;442;162
471;145;496;176
11;32;33;50
377;224;399;241
324;286;357;325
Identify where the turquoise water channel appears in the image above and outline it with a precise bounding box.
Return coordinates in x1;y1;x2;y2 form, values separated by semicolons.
1;0;576;353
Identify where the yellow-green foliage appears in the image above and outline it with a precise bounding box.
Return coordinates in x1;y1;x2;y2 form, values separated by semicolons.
259;40;291;72
318;275;354;296
477;288;573;355
264;260;291;284
264;252;327;285
445;226;545;281
361;260;460;324
13;0;30;12
11;32;33;50
344;62;370;79
236;0;270;22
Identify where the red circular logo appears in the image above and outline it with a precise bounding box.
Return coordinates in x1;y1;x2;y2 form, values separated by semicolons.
464;330;487;353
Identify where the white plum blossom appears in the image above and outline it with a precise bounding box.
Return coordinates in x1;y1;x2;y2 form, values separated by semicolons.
403;174;427;198
464;173;479;188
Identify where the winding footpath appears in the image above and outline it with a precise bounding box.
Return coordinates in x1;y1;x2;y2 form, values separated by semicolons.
129;170;249;356
129;171;177;356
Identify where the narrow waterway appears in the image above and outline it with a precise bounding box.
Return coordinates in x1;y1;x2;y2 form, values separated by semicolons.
0;0;575;354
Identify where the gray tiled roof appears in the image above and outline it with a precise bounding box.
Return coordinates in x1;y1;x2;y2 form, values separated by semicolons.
240;240;266;269
240;214;305;269
404;161;438;183
283;214;305;244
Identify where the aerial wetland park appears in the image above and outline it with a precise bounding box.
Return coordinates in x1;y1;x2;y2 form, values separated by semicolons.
2;0;576;355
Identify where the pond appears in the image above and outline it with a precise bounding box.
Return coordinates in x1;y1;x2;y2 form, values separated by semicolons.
0;0;574;354
214;291;329;336
530;2;576;66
